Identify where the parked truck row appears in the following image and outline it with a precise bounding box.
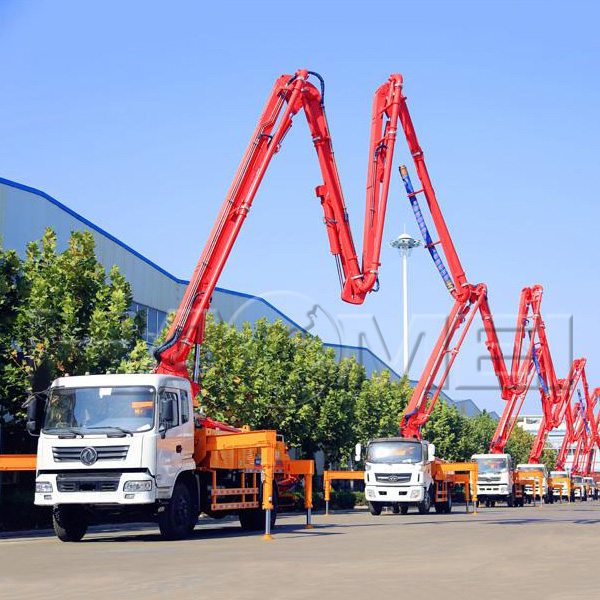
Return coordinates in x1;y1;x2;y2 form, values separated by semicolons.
2;69;600;543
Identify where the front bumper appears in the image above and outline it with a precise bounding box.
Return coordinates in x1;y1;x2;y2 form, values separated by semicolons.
34;473;156;506
365;484;424;503
477;484;509;497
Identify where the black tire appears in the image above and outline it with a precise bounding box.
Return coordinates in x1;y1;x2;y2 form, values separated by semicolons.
53;505;87;542
400;505;409;515
239;483;278;530
392;504;400;514
417;487;432;514
444;493;453;514
158;481;194;540
368;501;383;516
507;493;515;508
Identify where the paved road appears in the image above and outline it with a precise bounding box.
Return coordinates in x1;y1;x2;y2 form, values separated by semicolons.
1;503;598;600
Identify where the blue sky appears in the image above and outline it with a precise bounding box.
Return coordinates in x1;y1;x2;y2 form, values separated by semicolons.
1;0;599;414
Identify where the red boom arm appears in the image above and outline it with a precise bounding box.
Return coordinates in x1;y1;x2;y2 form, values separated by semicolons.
154;69;406;395
393;82;593;457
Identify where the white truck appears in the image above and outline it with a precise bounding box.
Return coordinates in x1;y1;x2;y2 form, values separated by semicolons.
28;373;312;542
362;437;453;515
550;470;571;501
472;453;522;507
583;477;598;500
571;474;587;501
516;463;552;504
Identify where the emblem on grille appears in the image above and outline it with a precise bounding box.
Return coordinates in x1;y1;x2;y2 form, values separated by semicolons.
80;447;98;466
388;475;399;482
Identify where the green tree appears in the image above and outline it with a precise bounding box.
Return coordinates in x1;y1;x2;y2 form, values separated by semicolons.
189;316;371;467
2;228;147;430
353;371;410;450
423;400;468;462
0;245;28;433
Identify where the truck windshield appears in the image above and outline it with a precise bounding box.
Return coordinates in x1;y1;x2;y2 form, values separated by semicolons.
572;476;583;484
366;441;423;464
44;386;156;434
519;466;545;473
476;457;508;473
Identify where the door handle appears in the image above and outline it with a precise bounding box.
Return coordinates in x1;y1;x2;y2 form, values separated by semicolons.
176;444;182;454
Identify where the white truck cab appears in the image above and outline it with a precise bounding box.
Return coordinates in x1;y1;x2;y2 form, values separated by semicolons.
583;477;598;500
30;373;197;540
516;463;551;503
550;470;570;500
363;437;438;515
571;474;587;501
472;453;517;507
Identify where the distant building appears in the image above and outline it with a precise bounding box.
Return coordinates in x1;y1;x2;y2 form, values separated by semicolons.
0;176;489;411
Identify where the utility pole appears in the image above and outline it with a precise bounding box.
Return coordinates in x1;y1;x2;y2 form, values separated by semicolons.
390;232;421;375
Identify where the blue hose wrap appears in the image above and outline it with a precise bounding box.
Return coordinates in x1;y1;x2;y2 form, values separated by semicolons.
401;170;455;293
532;345;549;395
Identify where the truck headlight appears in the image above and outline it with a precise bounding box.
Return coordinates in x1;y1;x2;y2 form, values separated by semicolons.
35;481;53;493
123;480;153;492
365;463;372;471
366;488;375;499
410;489;421;499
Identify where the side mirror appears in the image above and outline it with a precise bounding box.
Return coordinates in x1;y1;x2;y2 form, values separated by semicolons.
26;394;45;436
354;443;362;463
428;443;436;461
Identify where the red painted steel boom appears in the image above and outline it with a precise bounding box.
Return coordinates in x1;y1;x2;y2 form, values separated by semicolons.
394;83;593;456
556;383;600;475
154;70;408;395
529;358;586;463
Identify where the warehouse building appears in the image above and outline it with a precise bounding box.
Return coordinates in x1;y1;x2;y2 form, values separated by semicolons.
0;176;490;415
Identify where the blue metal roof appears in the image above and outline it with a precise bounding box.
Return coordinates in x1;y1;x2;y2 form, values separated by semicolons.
1;175;488;416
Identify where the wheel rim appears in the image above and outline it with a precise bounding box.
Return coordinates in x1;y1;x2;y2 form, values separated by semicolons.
174;494;190;529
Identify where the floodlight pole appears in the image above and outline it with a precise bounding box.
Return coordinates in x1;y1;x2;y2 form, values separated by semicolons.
390;232;421;376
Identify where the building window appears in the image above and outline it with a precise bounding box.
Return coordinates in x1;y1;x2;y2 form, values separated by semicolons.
130;301;167;344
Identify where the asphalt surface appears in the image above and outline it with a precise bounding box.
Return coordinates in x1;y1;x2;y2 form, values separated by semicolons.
1;502;598;600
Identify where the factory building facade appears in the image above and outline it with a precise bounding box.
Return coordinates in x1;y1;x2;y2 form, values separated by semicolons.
0;176;490;417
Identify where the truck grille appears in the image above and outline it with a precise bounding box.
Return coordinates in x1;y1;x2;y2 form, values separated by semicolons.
52;446;129;462
375;473;411;484
56;471;121;493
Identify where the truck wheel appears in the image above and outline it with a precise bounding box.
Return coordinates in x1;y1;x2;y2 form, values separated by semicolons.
507;493;515;507
53;505;87;542
392;504;400;514
444;493;453;514
158;482;193;540
400;505;409;515
417;487;432;514
368;501;383;516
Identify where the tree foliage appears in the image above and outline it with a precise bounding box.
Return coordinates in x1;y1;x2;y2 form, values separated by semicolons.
197;317;375;466
156;313;556;469
0;228;149;440
0;228;558;471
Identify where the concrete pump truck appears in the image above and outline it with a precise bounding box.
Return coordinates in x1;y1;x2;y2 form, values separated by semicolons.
355;72;599;514
3;69;425;541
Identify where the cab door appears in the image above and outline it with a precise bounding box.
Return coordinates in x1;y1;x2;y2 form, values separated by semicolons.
156;388;186;492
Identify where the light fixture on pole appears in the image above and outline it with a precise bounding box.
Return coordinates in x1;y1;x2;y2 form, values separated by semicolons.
390;232;421;376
